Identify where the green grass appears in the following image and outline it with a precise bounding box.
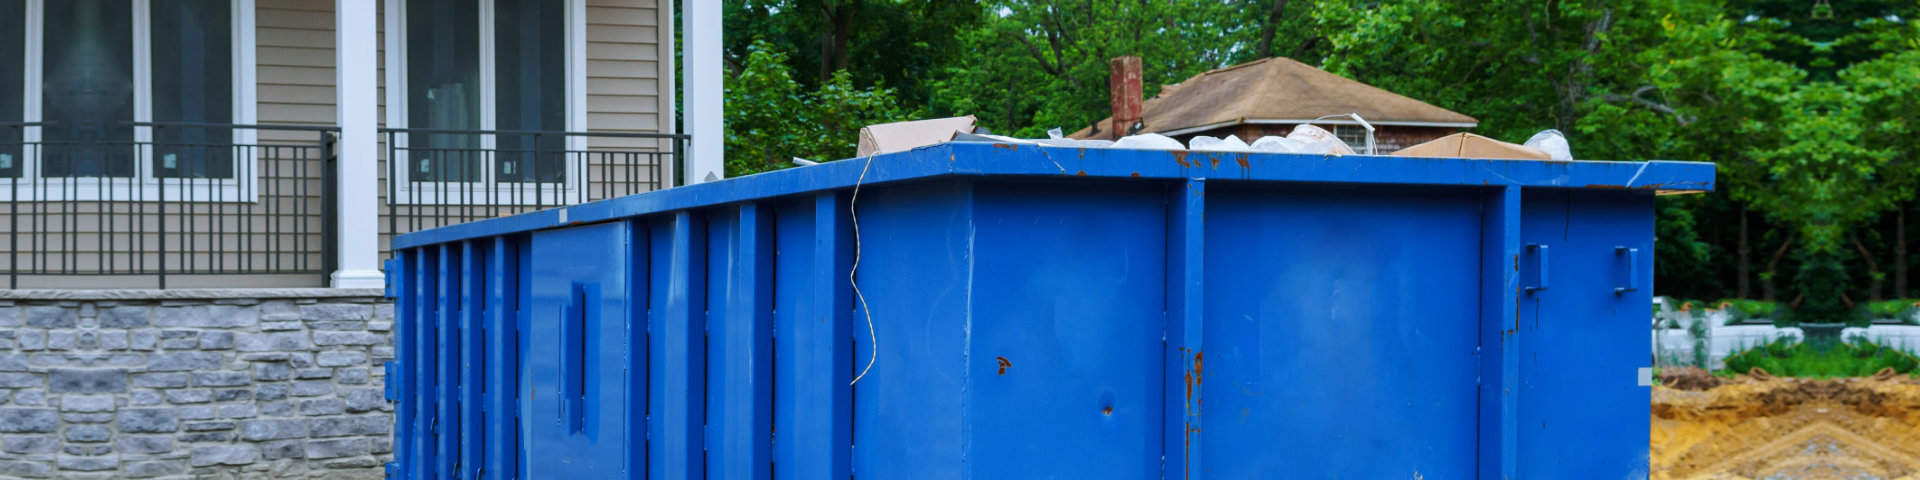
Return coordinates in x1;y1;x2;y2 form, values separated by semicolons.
1721;337;1920;379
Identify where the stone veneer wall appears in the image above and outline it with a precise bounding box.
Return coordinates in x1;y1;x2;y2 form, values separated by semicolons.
0;289;393;479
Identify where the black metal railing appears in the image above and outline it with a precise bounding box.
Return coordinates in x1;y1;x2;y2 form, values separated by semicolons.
2;122;339;288
381;128;687;237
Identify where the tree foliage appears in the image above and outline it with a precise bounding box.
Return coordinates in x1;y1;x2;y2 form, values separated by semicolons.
720;0;1919;319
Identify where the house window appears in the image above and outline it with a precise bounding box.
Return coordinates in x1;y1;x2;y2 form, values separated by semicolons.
396;0;574;187
2;0;256;197
0;0;23;178
1333;125;1368;152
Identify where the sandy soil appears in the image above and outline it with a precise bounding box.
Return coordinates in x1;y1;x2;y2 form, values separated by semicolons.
1651;370;1920;480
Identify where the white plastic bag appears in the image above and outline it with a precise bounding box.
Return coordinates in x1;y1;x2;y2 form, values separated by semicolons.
1523;129;1574;161
1287;124;1357;155
1111;133;1187;150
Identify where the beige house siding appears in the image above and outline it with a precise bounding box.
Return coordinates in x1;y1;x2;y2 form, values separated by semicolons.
2;0;669;289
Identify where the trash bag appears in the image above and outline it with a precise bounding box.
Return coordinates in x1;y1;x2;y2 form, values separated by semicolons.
1250;136;1309;153
1111;133;1187;150
1188;135;1252;152
1524;129;1574;161
1287;124;1357;155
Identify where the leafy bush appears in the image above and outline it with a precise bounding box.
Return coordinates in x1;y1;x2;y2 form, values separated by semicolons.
1864;299;1920;323
1721;337;1920;379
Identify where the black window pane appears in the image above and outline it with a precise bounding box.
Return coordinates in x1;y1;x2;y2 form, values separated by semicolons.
407;0;481;182
0;0;22;178
494;0;564;183
43;0;135;178
152;0;234;179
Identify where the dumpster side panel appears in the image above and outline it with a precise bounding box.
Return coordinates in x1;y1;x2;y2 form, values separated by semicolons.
1201;185;1482;479
408;249;438;479
649;212;709;479
849;182;972;479
526;222;634;477
1518;190;1655;478
772;194;854;478
965;182;1169;478
482;236;523;479
708;204;775;480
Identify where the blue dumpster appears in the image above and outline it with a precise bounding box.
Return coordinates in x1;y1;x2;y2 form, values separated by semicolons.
385;142;1714;479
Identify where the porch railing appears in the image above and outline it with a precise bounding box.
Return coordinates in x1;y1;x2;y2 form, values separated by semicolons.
2;125;686;289
380;128;688;237
2;122;339;288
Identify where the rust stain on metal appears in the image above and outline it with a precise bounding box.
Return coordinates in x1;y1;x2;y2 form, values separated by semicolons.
1076;170;1087;177
1208;154;1220;169
1172;151;1191;168
1234;154;1250;170
996;356;1012;375
1131;172;1140;178
1102;405;1114;416
992;143;1017;151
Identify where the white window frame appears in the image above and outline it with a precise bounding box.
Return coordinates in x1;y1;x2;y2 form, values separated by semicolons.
384;0;589;207
1;0;259;203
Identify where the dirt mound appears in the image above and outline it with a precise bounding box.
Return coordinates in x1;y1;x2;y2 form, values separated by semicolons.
1658;366;1722;391
1651;376;1920;480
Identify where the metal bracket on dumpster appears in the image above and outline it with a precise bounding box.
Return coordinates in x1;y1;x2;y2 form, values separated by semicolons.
383;361;398;402
1524;244;1550;294
1614;246;1640;295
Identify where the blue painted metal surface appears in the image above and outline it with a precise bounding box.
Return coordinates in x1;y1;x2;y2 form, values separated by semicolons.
386;143;1713;479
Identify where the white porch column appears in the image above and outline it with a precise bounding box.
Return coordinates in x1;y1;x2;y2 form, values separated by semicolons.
331;0;383;288
681;0;723;185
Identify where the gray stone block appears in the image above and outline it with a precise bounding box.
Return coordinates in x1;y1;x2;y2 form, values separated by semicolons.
253;362;293;381
25;307;76;328
48;369;127;393
183;421;235;432
315;351;367;367
301;304;372;321
299;398;344;416
370;436;393;454
306;320;367;331
320;456;381;468
122;460;187;478
115;409;177;433
178;406;215;420
63;425;111;443
3;435;58;454
146;352;223;372
213;389;251;401
291;380;332;397
311;331;381;346
0;354;28;372
114;435;173;455
61;412;112;424
164;389;212;404
128;330;156;351
198;331;235;350
373;303;394;321
296;369;332;380
236;332;309;352
0;409;57;432
58;396;115;413
99;306;150;328
0;460;53;478
304;438;368;460
54;455;117;471
0;372;41;388
18;331;43;350
193;371;251;387
174;432;227;442
189;444;259;467
308;416;388;437
336;368;369;385
0;307;16;327
256;384;290;401
259;439;305;460
217;403;256;419
155;305;258;329
62;443;111;455
343;389;384;413
46;331;75;351
128;390;161;406
12;390;43;405
260;320;303;331
75;331;100;349
368;321;393;332
239;419;308;441
130;373;189;389
259;401;292;416
97;332;129;351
